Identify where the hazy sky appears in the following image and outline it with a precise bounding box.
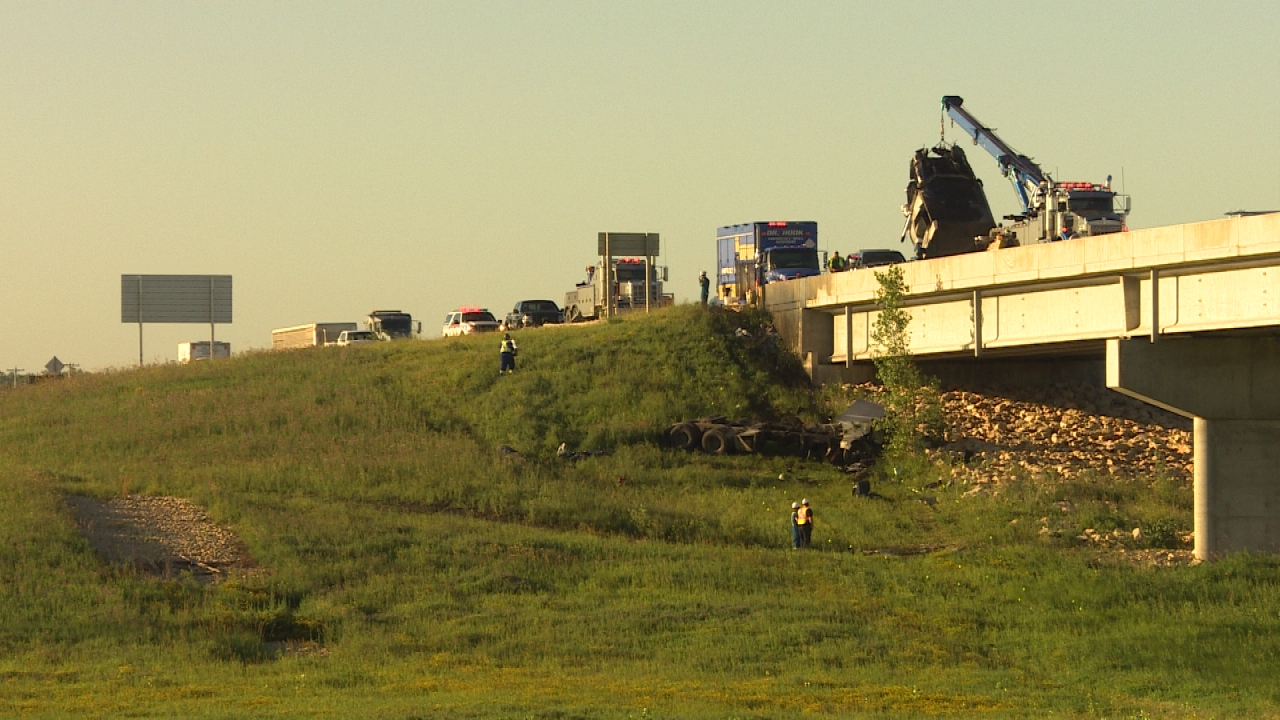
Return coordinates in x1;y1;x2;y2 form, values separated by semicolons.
3;1;1278;371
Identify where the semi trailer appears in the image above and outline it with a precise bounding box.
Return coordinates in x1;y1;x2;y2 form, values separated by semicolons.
271;323;357;350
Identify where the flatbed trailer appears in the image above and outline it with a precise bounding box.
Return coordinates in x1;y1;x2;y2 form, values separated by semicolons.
665;399;884;465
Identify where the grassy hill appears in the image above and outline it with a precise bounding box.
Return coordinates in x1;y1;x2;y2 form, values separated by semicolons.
2;305;1279;718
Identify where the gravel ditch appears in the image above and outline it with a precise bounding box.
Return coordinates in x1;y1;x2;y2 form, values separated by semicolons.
67;494;257;582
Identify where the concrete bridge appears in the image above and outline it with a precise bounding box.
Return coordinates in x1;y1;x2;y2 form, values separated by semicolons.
765;213;1280;560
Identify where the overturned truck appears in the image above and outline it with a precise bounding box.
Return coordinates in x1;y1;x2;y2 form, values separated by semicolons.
665;399;884;466
901;144;997;259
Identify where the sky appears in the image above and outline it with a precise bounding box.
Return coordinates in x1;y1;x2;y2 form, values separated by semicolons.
2;0;1278;372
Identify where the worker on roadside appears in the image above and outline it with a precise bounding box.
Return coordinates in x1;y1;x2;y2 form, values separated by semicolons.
796;498;813;548
699;271;710;305
829;252;846;273
790;501;802;549
499;333;518;375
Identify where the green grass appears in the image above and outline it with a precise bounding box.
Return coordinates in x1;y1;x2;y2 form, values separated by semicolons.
1;305;1278;718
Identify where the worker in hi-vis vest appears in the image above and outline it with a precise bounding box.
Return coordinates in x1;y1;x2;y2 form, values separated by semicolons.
499;333;518;375
796;498;813;548
790;501;801;549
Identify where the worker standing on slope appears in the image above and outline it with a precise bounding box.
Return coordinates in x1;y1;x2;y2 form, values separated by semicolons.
499;333;518;375
790;501;802;549
796;498;813;548
699;271;710;305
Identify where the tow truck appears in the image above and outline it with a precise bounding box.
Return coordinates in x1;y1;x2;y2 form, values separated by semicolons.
903;96;1131;258
942;95;1130;249
564;258;671;322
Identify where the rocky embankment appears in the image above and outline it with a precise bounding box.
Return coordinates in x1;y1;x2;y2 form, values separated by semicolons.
854;382;1196;565
935;384;1193;485
851;381;1192;483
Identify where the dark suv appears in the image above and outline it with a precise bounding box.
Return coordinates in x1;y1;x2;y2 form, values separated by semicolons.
848;249;906;269
504;300;564;330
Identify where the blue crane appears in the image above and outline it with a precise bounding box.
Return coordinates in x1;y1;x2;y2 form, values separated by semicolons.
941;95;1048;217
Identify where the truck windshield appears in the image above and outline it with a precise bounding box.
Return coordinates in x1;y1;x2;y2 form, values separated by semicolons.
767;248;819;271
521;301;558;312
377;316;413;334
615;266;648;282
1067;195;1115;216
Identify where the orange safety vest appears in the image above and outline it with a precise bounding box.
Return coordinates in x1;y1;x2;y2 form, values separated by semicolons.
796;506;810;525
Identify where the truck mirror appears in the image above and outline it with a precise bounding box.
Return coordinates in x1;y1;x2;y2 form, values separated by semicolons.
416;322;422;335
661;266;668;281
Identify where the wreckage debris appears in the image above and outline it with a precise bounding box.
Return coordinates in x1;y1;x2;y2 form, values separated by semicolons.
556;442;610;461
665;400;884;467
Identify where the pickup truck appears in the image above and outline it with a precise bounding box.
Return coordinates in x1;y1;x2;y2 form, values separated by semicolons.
504;300;564;330
333;330;377;346
847;249;906;269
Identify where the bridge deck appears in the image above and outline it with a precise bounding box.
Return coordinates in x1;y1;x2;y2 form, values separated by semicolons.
765;213;1280;364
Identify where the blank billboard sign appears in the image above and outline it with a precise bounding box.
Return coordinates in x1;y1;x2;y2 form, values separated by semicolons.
121;275;232;324
597;232;659;257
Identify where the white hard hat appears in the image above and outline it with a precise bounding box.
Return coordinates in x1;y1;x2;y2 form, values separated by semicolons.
791;501;800;509
801;498;809;505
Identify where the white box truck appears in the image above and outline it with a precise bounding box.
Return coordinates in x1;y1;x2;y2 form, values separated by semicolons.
178;341;231;363
271;323;357;350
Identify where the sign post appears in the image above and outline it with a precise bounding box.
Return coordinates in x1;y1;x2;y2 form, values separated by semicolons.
121;275;232;366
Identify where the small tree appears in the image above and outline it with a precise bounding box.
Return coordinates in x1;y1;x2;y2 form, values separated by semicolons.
870;265;945;455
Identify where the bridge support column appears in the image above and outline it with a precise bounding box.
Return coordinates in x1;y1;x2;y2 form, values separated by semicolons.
1107;337;1280;560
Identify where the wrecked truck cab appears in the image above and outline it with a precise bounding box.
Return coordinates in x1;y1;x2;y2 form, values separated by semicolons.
902;144;997;259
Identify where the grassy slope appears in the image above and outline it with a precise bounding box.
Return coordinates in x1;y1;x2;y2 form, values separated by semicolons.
1;305;1278;719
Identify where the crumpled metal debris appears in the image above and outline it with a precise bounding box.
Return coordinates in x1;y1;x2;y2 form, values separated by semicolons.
901;144;996;259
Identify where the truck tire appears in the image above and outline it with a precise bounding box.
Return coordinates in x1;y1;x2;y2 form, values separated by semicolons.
668;423;702;451
701;426;735;454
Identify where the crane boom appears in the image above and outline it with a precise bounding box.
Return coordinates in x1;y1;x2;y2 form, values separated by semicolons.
941;95;1047;216
905;95;1131;254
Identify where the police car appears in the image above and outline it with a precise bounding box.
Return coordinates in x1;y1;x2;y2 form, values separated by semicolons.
442;307;501;337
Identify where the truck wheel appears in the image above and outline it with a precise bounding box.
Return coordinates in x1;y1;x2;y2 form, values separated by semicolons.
668;423;702;451
701;426;735;454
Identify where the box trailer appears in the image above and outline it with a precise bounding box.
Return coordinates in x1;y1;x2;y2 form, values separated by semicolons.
178;341;231;363
271;323;357;350
716;221;819;304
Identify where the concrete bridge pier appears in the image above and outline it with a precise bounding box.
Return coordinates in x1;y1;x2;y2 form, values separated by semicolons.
1106;337;1280;560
